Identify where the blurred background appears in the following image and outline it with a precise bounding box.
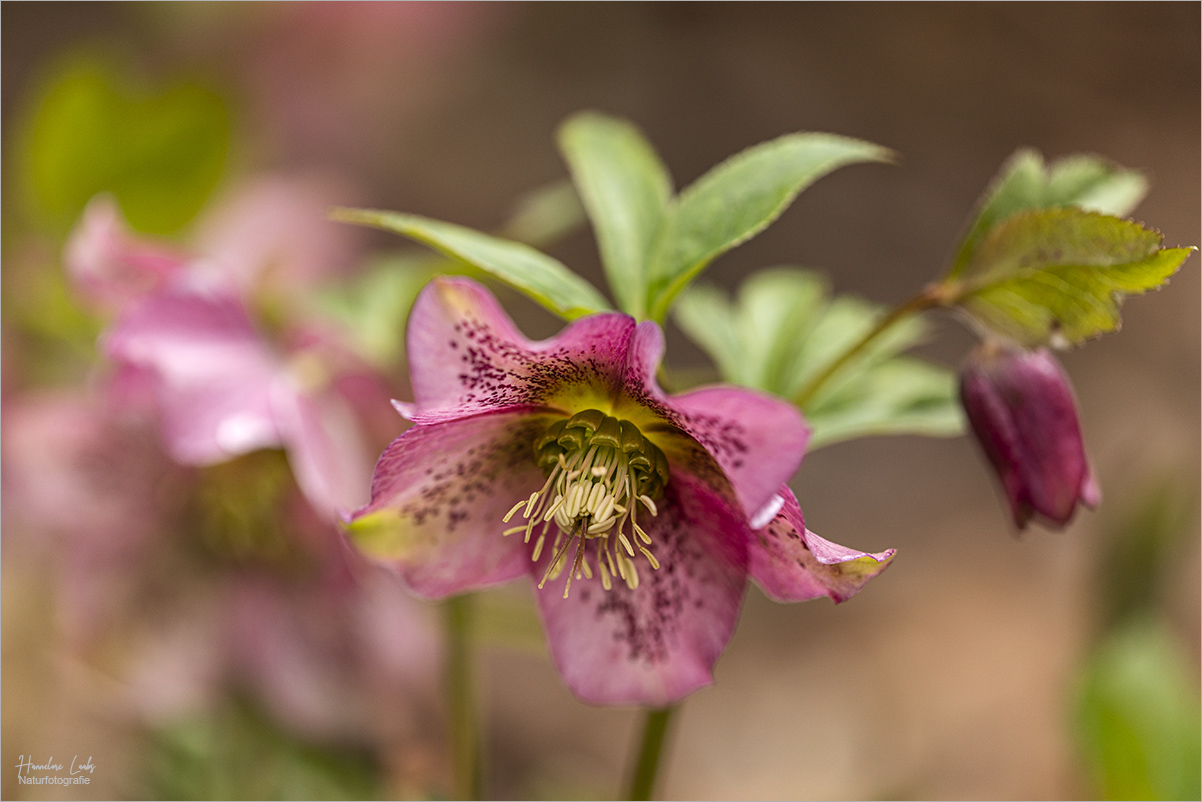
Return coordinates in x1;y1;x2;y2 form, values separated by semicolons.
3;3;1198;800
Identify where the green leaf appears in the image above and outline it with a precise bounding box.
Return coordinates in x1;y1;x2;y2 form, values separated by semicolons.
672;283;742;382
329;209;612;321
1073;619;1201;801
948;149;1148;279
804;357;964;449
15;55;229;234
558;112;672;318
647;133;892;321
318;182;587;369
312;252;441;370
951;208;1194;347
675;268;963;449
496;179;586;248
148;701;385;800
734;268;829;392
783;295;929;403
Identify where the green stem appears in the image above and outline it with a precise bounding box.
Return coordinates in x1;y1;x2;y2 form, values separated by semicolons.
792;283;948;409
625;705;678;801
445;593;482;800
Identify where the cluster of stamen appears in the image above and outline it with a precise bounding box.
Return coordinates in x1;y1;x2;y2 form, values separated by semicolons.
503;409;669;598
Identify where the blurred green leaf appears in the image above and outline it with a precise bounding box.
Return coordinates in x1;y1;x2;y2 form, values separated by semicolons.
675;268;963;448
1073;619;1201;801
646;133;891;321
330;209;611;321
147;701;384;800
16;55;229;235
314;252;441;371
951;208;1193;347
804;357;964;449
948;150;1148;280
674;268;824;392
497;179;586;247
558;112;672;319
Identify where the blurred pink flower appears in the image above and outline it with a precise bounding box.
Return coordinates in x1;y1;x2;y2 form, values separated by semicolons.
2;391;181;646
124;526;440;743
2;390;438;743
350;277;894;706
66;181;377;519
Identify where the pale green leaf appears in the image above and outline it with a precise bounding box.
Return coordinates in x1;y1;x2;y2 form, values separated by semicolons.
675;268;962;449
647;133;891;321
312;252;440;370
783;295;928;403
805;358;965;449
953;208;1194;346
948;149;1148;279
1074;619;1202;801
672;284;742;383
558;112;671;318
496;179;586;248
734;268;828;392
330;209;611;321
319;182;586;369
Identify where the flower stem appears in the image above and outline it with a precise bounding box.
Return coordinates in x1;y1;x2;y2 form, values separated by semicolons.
445;593;482;800
625;705;677;801
792;283;949;409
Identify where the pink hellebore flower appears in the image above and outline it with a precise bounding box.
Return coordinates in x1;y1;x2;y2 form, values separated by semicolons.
960;344;1100;529
350;277;895;706
66;192;373;519
2;391;180;646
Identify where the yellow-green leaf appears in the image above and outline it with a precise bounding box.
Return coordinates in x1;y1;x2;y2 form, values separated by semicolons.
952;208;1193;346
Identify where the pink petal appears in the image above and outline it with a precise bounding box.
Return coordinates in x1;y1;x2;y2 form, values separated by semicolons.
122;591;228;723
533;472;749;706
227;575;363;739
193;173;363;292
1;392;166;544
349;408;554;598
404;276;638;423
273;381;374;519
662;385;810;521
65;195;188;309
749;485;895;603
103;282;284;464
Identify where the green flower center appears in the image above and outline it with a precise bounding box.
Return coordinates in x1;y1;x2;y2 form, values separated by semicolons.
502;409;668;597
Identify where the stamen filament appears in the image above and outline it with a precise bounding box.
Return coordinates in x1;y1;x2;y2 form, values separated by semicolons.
503;498;528;523
504;411;667;598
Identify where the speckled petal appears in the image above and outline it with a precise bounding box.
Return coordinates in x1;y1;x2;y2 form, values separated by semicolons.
749;485;895;603
614;322;810;519
103;283;283;464
349;408;554;598
404;276;637;423
533;471;748;706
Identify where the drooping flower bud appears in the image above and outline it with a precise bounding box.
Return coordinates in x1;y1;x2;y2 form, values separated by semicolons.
960;344;1100;529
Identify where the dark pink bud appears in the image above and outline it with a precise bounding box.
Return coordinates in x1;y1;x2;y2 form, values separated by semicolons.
960;345;1100;529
